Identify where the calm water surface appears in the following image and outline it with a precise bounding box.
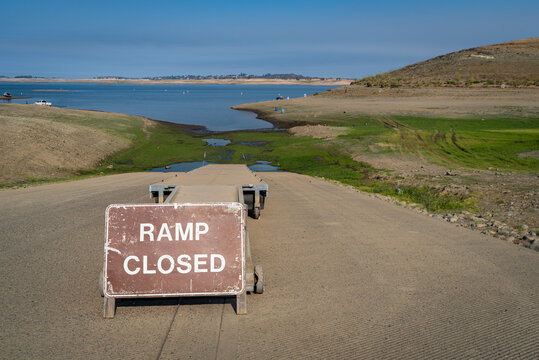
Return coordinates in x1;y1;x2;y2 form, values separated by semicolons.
0;82;335;131
149;160;280;173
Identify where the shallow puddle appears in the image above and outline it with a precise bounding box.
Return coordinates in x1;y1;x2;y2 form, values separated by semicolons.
248;161;281;172
202;138;231;146
149;161;216;172
149;160;280;173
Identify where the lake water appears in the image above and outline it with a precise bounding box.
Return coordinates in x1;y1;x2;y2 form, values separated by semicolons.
149;161;216;172
203;138;231;146
149;160;280;173
0;82;335;131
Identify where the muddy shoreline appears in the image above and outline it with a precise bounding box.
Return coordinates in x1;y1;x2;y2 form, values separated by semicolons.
0;96;30;100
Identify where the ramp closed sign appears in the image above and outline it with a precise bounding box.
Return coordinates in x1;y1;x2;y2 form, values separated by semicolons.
104;203;245;297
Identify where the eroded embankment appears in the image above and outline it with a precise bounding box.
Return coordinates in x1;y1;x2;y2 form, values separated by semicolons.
0;104;142;185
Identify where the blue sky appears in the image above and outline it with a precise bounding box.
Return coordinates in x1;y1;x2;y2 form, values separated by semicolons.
1;0;537;79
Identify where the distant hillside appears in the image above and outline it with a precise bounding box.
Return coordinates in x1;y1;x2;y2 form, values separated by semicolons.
145;73;335;81
353;37;539;88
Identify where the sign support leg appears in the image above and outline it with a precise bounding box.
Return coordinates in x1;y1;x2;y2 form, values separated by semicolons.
236;292;247;315
103;296;116;319
253;190;261;219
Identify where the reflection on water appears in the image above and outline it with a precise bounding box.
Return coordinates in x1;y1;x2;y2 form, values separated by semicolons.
237;141;269;147
203;138;231;146
148;161;216;172
149;161;280;173
248;161;281;172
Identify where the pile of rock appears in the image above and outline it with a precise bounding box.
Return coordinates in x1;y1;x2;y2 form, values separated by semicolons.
330;178;538;251
435;212;538;250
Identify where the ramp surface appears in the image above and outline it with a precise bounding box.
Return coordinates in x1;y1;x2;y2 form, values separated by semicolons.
0;171;537;359
170;184;239;202
161;164;266;186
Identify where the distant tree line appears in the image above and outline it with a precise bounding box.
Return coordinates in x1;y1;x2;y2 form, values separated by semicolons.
4;74;343;81
93;76;131;79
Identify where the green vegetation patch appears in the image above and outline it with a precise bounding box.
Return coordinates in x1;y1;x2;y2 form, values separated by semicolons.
336;115;539;172
388;116;539;171
364;183;475;212
3;104;535;214
224;131;471;212
106;122;207;173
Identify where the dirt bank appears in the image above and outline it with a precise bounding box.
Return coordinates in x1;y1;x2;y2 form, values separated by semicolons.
0;104;143;185
233;87;539;128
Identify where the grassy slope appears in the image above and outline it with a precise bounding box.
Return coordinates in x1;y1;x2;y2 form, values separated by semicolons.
0;104;148;140
342;116;539;171
352;38;539;88
0;105;209;185
234;97;539;172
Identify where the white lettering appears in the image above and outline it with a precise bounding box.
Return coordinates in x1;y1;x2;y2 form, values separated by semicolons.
157;255;175;274
194;254;208;272
123;255;140;275
140;222;209;241
157;223;173;241
210;254;225;272
142;255;156;274
122;253;226;275
195;223;209;240
175;223;193;241
140;223;154;242
177;254;192;274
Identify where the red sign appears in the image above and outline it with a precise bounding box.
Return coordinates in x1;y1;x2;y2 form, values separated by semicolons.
104;203;245;297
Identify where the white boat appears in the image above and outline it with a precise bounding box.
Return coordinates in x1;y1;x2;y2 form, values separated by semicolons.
34;100;52;106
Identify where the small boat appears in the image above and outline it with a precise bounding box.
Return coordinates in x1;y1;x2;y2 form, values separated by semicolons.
275;95;284;100
2;92;12;98
35;100;52;106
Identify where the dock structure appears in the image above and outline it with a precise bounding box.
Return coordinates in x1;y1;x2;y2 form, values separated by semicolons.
102;164;266;318
150;164;268;218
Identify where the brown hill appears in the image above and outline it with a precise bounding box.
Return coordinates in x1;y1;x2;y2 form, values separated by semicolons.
353;37;539;87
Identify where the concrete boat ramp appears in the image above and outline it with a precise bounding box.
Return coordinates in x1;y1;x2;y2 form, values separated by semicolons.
0;166;537;359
